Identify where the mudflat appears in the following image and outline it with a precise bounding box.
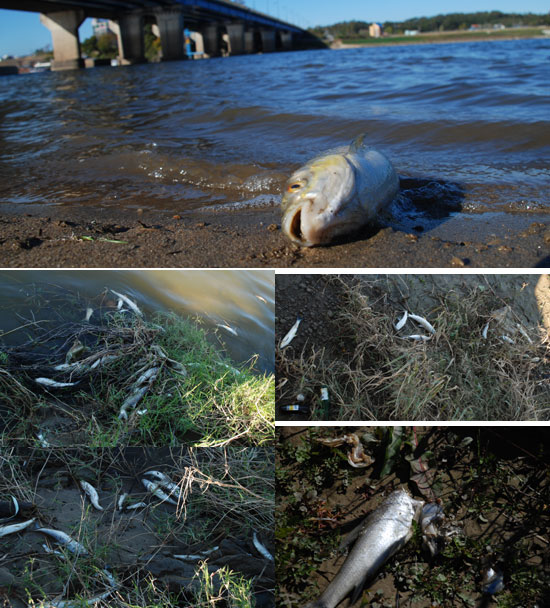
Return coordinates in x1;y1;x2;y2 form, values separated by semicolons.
1;206;548;268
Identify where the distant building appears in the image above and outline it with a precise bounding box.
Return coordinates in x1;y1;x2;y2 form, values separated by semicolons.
92;19;114;37
369;22;383;38
404;29;419;36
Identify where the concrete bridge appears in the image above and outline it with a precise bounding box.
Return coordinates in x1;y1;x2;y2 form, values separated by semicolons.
1;0;323;70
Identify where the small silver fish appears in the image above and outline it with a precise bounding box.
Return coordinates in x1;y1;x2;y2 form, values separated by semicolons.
79;481;103;511
280;318;301;348
217;323;238;336
143;470;181;499
173;546;219;561
35;526;88;555
111;290;143;317
141;479;178;505
281;134;399;246
252;531;273;561
395;311;408;330
35;378;79;388
0;517;36;538
408;313;436;335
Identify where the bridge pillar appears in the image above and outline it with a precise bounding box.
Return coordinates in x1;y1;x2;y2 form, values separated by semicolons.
244;30;255;53
155;8;185;61
281;31;293;50
202;25;220;57
116;14;145;64
39;10;85;71
260;29;276;53
226;23;245;55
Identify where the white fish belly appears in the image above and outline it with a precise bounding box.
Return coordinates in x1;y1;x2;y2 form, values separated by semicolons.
310;490;418;608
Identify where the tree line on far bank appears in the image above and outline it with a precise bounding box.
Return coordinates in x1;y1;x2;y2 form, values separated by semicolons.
310;11;550;39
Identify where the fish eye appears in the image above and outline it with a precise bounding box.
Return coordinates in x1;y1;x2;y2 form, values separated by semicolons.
287;182;302;192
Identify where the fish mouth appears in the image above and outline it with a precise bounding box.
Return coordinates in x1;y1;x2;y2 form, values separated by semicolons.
286;207;316;247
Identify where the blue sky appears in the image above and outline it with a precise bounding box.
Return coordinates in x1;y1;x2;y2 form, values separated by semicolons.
1;1;549;57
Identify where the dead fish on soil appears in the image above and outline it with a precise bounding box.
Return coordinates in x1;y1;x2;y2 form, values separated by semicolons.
280;318;301;348
110;290;143;317
281;134;399;246
34;525;88;555
141;478;178;505
304;489;423;608
0;517;36;537
79;481;103;511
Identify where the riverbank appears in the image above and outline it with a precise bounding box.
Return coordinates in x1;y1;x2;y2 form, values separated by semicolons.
0;205;548;268
331;26;549;48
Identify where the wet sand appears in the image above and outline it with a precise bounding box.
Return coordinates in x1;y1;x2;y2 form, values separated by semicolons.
1;206;548;268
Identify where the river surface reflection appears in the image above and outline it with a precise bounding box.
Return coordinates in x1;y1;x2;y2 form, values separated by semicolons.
0;269;274;372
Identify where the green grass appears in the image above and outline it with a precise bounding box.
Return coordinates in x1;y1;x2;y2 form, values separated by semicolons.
341;27;547;45
1;311;274;446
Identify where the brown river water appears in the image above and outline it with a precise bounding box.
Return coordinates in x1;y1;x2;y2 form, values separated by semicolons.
0;269;274;372
0;38;549;263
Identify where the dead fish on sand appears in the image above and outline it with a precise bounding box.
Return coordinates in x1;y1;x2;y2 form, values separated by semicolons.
305;489;423;608
281;134;399;246
143;470;182;501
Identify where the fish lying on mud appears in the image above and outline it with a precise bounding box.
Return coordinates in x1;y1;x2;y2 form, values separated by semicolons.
305;489;423;608
281;134;399;246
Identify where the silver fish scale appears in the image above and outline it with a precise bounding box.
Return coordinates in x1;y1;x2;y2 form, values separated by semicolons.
306;489;422;608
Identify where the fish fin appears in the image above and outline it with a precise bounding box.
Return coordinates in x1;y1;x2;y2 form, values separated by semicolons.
349;133;368;154
350;578;368;605
338;518;367;550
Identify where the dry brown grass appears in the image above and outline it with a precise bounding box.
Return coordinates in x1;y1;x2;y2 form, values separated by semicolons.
277;277;550;421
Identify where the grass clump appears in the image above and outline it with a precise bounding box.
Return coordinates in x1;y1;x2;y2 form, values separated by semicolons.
1;292;274;446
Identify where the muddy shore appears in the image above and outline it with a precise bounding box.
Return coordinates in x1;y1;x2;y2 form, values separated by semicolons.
1;206;548;268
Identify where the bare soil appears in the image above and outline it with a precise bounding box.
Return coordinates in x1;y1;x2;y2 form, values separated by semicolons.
0;206;548;268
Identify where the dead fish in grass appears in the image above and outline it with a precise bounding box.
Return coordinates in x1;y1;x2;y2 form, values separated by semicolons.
34;526;88;555
280;318;301;348
79;481;103;511
305;490;424;608
408;313;436;335
394;311;408;330
281;134;399;246
143;470;182;500
252;531;273;561
110;290;143;317
35;378;79;388
141;478;178;505
0;495;19;523
119;367;160;420
0;517;36;537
